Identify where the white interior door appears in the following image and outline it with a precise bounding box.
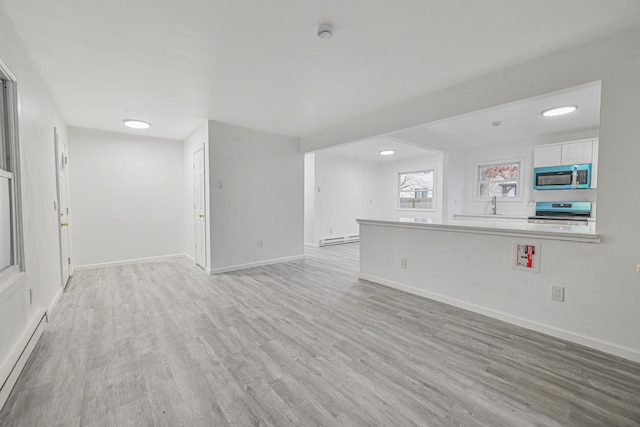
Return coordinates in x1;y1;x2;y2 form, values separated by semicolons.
55;128;71;288
194;147;206;268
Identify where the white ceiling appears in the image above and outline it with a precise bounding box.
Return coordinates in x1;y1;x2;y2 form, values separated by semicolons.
319;82;600;161
2;1;639;140
390;82;601;150
321;137;439;162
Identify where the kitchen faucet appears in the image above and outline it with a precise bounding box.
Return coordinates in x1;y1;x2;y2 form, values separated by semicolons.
491;195;497;215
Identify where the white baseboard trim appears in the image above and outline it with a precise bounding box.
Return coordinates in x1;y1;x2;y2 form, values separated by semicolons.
47;286;64;316
304;242;319;248
0;309;47;411
184;253;196;264
210;255;305;275
73;253;186;271
359;273;640;363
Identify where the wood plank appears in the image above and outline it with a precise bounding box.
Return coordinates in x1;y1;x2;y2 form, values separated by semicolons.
1;243;639;426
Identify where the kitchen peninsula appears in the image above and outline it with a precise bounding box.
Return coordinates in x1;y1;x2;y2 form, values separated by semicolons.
358;217;600;243
355;216;616;359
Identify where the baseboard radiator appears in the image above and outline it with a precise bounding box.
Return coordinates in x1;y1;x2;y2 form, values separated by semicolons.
318;235;359;247
0;309;47;411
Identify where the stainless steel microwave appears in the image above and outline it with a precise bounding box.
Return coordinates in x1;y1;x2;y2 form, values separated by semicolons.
533;164;592;190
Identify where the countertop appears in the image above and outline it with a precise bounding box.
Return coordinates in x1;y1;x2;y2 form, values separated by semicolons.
453;213;596;223
357;217;601;243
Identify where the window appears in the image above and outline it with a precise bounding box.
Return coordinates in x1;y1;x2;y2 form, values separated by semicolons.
0;62;22;280
398;170;434;210
0;171;12;271
476;160;521;199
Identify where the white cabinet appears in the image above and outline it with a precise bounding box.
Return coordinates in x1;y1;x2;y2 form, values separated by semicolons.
534;139;599;188
534;139;594;167
489;217;509;223
561;140;593;165
508;218;529;224
591;139;599;188
533;145;562;167
453;215;485;223
453;214;528;224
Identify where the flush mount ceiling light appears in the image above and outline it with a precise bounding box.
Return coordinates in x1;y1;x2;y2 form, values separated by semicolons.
379;150;395;156
541;105;578;117
317;23;333;39
123;119;151;129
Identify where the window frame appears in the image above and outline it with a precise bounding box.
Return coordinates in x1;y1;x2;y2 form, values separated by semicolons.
0;60;25;290
473;158;523;202
397;169;436;212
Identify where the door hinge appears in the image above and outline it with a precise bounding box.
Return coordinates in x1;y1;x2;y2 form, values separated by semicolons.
68;257;71;265
29;289;33;304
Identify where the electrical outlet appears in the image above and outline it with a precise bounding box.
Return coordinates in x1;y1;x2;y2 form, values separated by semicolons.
400;258;408;269
257;240;264;248
551;285;565;302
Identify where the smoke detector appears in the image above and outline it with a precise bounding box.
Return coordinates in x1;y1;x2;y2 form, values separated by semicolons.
317;23;333;39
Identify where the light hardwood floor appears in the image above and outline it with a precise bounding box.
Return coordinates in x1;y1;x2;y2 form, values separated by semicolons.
1;243;639;426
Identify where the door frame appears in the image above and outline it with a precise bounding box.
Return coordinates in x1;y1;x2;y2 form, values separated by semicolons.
54;127;71;289
194;144;206;269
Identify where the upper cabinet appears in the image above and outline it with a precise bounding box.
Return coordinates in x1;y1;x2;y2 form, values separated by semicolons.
591;139;599;188
534;139;599;188
534;139;595;167
533;144;562;167
561;140;593;165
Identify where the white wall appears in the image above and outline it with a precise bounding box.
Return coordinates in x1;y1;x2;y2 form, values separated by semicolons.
442;148;466;218
303;153;316;245
377;154;444;222
305;152;444;244
359;222;639;360
183;122;209;265
305;152;444;245
312;152;378;243
0;1;68;406
208;121;303;272
462;140;536;216
303;27;640;360
68;127;184;267
459;131;599;218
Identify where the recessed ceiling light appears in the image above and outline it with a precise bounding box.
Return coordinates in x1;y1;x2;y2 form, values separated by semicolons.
541;105;578;117
123;119;151;129
379;150;395;156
